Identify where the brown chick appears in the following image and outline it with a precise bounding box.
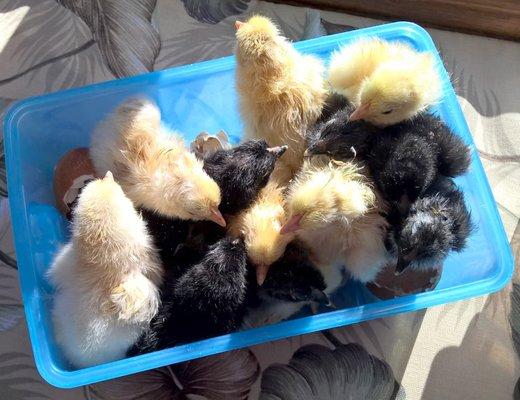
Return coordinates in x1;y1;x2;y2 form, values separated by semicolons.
328;38;441;126
90;97;225;226
235;15;326;185
228;182;293;285
281;159;392;289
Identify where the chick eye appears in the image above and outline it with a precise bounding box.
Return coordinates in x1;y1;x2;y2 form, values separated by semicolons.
382;110;393;115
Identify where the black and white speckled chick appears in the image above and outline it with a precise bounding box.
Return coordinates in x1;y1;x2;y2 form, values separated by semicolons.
243;242;330;328
391;176;473;273
306;109;471;205
203;139;287;215
128;237;248;355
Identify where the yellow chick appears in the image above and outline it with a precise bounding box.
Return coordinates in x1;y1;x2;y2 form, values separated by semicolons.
235;15;326;184
228;182;293;285
90;97;225;226
282;159;391;286
328;37;441;126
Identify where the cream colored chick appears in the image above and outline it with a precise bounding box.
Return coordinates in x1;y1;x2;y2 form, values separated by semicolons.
228;182;293;285
328;38;441;126
281;160;391;287
90;97;225;226
47;172;163;368
235;15;326;184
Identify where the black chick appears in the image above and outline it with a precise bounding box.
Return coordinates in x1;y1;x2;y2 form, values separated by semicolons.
243;242;331;328
306;108;471;205
129;237;248;355
390;176;473;274
203;139;287;215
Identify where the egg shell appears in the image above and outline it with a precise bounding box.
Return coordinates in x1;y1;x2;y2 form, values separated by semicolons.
53;148;97;217
366;263;442;300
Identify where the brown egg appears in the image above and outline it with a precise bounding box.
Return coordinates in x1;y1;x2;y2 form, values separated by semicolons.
366;263;443;300
53;148;97;219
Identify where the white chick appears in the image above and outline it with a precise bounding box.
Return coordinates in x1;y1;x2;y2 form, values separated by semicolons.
47;172;163;368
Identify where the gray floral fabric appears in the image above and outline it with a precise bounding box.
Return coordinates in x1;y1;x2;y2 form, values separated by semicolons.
0;1;519;399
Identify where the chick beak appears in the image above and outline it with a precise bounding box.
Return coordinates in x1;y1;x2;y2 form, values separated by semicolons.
235;20;244;30
267;145;288;158
256;263;270;286
280;214;303;235
209;208;227;227
104;171;114;181
349;102;371;122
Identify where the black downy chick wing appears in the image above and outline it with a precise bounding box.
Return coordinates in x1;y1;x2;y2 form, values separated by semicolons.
129;237;249;355
203;139;287;215
389;113;471;178
139;208;190;279
368;131;438;204
393;176;473;273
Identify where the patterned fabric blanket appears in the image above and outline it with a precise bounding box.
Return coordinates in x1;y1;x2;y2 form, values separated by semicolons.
0;1;519;399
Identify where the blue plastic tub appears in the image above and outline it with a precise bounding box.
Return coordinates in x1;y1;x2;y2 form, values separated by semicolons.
3;22;514;388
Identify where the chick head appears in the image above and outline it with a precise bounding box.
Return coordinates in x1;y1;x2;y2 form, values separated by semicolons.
231;139;287;185
204;139;287;215
282;161;375;233
137;148;225;226
206;237;247;267
73;172;137;242
394;200;453;274
235;15;283;60
174;160;225;226
305;107;380;159
76;171;125;216
353;54;439;126
240;184;293;285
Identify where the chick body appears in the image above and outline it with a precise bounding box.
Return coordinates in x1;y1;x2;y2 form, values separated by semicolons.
328;38;441;126
235;15;326;183
90;97;223;224
391;176;473;273
47;173;162;368
284;160;392;285
129;237;249;354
